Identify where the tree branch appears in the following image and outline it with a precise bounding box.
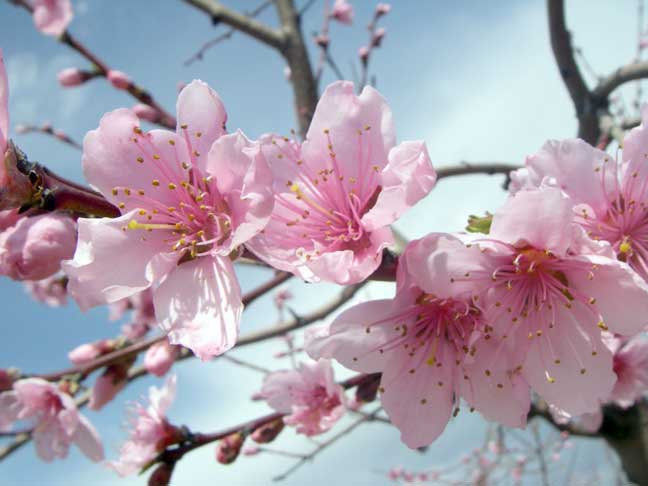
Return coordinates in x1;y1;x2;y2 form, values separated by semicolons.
594;60;648;99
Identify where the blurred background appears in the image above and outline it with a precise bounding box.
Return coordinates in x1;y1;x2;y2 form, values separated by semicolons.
0;0;642;484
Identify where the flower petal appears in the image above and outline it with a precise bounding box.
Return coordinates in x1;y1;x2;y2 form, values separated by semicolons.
154;256;242;360
72;415;104;462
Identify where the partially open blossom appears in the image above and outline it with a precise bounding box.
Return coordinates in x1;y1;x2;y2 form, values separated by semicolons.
30;0;73;37
260;359;345;436
248;81;435;285
107;70;131;90
132;103;159;123
307;233;531;448
0;378;103;461
0;214;76;281
63;80;274;360
331;0;354;24
89;362;131;410
24;274;68;307
144;340;179;377
606;334;648;408
57;68;89;87
456;187;648;415
108;375;181;476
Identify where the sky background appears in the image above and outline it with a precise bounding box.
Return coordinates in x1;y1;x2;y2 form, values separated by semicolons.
0;0;642;485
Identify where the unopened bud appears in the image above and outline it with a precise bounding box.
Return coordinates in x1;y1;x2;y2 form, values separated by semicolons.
331;0;354;25
144;340;178;377
57;68;90;87
358;46;370;63
133;104;160;123
372;27;386;47
107;70;132;90
375;3;391;16
88;360;133;410
315;34;329;48
251;418;284;444
216;432;245;464
148;462;174;486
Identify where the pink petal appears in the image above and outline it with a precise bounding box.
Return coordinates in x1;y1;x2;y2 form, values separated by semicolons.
490;187;574;256
623;103;648;165
0;391;20;432
261;369;301;413
72;414;104;462
176;80;227;170
33;420;69;462
205;131;274;250
0;49;8;154
32;0;73;37
62;213;173;310
362;140;436;231
154;256;242;360
148;375;177;418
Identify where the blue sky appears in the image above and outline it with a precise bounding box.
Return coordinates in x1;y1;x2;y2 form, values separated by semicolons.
0;0;641;484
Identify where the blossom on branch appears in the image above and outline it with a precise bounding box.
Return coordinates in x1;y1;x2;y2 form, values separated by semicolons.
29;0;73;37
331;0;354;25
0;378;103;462
63;80;274;360
260;359;346;436
248;81;436;284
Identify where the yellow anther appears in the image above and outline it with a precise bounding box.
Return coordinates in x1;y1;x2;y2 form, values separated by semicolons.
620;239;632;254
153;154;160;160
136;156;144;163
598;321;609;331
152;180;160;187
168;183;177;190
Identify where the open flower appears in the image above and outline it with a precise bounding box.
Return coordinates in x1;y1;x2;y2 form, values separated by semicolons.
108;375;181;476
307;233;530;448
0;378;103;462
248;81;436;284
63;80;274;360
459;187;648;415
260;359;345;436
29;0;73;37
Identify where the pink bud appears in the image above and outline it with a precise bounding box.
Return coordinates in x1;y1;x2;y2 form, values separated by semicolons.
0;214;77;281
375;3;391;16
144;340;178;377
53;130;67;141
132;103;159;123
68;343;102;365
57;68;86;87
372;27;386;47
107;70;131;90
88;363;130;410
216;432;245;464
388;467;403;480
331;0;354;25
358;46;370;62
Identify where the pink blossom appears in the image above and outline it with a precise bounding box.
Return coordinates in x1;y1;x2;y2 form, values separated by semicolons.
0;214;76;281
108;375;180;476
376;3;391;16
0;49;8;156
63;80;274;360
307;233;530;448
459;187;648;415
88;363;130;410
57;68;86;87
607;334;648;408
29;0;73;37
68;339;114;365
248;81;435;285
107;70;131;90
331;0;354;25
24;274;68;307
144;340;179;377
132;103;159;123
261;359;345;436
0;378;103;461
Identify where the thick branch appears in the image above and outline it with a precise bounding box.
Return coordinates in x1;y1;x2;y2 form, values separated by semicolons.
182;0;284;49
594;60;648;99
436;163;518;180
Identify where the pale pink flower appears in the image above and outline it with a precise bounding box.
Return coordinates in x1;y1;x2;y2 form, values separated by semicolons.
0;49;8;156
63;80;274;360
29;0;73;36
0;214;76;281
606;334;648;408
510;131;648;282
0;378;103;461
24;274;68;307
260;359;345;436
459;187;648;415
248;81;435;285
132;103;159;123
144;340;179;377
88;363;129;410
108;375;180;476
106;70;131;90
331;0;354;25
307;233;530;448
57;68;86;87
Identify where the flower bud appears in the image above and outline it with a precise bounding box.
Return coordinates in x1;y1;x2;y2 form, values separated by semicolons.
215;432;245;464
107;70;131;90
68;343;101;365
148;462;174;486
331;0;353;25
132;103;160;123
375;3;391;16
358;46;370;63
0;214;76;281
0;368;17;391
372;27;386;47
315;35;329;48
251;418;284;444
57;68;89;87
88;361;131;410
144;340;178;377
